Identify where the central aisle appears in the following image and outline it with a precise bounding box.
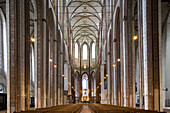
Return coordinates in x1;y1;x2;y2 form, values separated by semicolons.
80;104;91;113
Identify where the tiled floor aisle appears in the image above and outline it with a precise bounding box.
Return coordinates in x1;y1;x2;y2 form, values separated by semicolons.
0;108;170;113
80;104;91;113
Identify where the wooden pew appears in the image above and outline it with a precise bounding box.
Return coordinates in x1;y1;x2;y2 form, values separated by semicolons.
88;104;166;113
14;104;83;113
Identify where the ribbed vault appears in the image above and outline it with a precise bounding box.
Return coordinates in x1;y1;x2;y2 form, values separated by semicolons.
68;0;102;44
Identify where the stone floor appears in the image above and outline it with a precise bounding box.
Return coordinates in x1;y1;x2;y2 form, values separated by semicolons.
80;104;91;113
0;107;169;113
0;105;92;113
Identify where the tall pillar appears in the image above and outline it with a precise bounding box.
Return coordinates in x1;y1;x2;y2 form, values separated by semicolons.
60;43;64;105
68;65;72;96
7;0;17;112
158;0;163;111
7;0;30;112
131;0;136;108
96;70;100;102
138;0;144;109
42;1;48;107
49;29;55;106
57;52;61;105
107;32;111;104
55;0;58;106
142;0;160;110
54;38;57;106
64;63;69;104
0;21;3;75
17;0;27;111
127;0;135;107
57;32;61;105
100;64;106;104
107;53;111;104
113;41;117;105
122;0;128;107
25;0;30;110
35;0;43;108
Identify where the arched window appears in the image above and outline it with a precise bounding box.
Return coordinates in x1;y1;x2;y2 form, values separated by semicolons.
92;43;95;59
75;43;78;59
82;73;88;96
83;44;87;60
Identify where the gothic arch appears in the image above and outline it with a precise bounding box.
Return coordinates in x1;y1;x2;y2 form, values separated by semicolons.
0;7;7;93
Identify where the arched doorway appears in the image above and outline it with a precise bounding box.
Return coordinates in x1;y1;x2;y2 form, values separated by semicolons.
82;73;89;102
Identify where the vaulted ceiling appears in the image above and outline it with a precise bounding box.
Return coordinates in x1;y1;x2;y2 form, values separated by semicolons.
67;0;103;46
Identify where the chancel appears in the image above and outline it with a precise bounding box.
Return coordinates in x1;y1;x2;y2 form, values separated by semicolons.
0;0;170;113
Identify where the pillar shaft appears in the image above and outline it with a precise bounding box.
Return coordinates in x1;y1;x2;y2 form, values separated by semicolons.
142;0;160;110
35;0;43;108
7;0;30;112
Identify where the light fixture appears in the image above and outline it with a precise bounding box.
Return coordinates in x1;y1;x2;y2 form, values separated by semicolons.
64;77;66;79
50;59;53;62
62;74;64;77
84;65;86;69
133;35;138;40
106;74;108;77
117;59;120;62
31;37;35;42
54;65;57;68
104;77;106;79
113;64;116;67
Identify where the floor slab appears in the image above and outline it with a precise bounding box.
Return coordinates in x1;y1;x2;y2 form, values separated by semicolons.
80;104;91;113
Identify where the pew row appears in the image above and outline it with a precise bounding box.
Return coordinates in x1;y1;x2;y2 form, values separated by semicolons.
14;104;83;113
88;104;166;113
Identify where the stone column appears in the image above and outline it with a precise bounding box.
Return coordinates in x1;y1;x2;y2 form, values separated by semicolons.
152;0;160;111
7;0;30;112
122;0;128;107
112;41;117;105
57;33;61;105
158;0;163;111
138;0;143;109
68;65;72;96
25;0;30;110
142;0;160;110
107;53;111;104
64;63;69;104
0;15;4;82
55;0;58;106
57;55;61;105
107;32;111;104
60;44;64;105
54;39;57;106
96;71;100;102
131;0;136;108
42;0;47;107
49;29;55;106
35;0;43;108
127;0;135;107
17;0;27;111
100;64;106;104
7;0;16;112
91;76;94;101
